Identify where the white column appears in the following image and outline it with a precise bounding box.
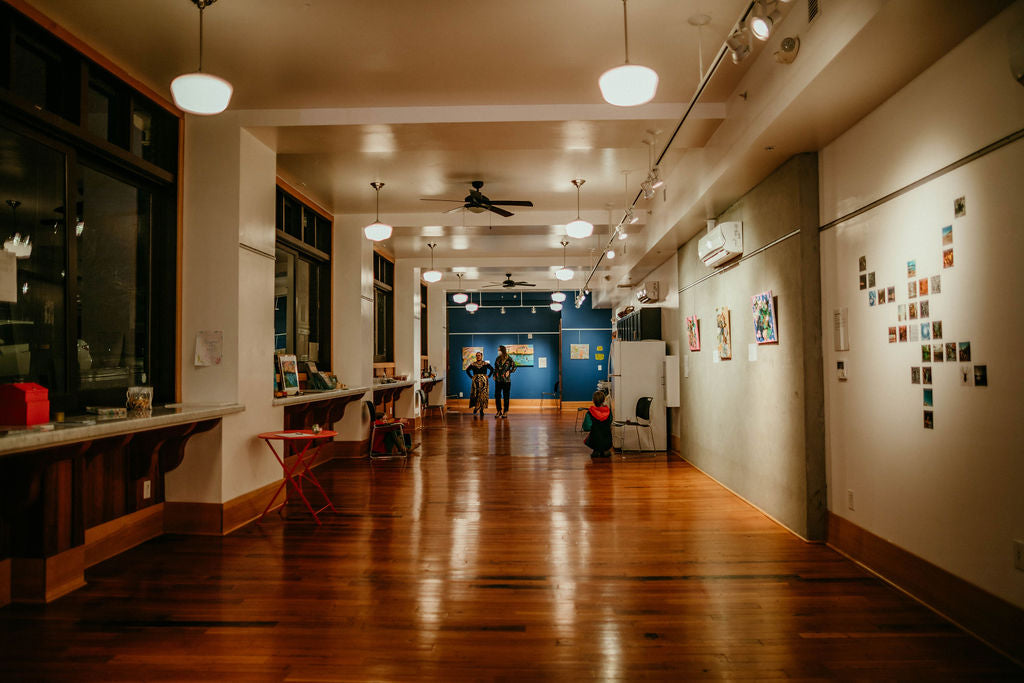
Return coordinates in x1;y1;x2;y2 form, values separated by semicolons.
393;259;421;418
332;215;374;442
426;283;448;405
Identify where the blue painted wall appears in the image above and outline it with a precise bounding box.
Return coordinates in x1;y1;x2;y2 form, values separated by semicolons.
446;291;612;402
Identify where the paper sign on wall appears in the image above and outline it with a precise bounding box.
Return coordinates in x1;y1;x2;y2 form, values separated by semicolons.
0;251;16;303
194;330;224;366
538;357;547;368
833;307;849;351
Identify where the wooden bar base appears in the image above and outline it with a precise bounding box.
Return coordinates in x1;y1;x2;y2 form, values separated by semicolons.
0;559;9;607
84;504;165;568
11;546;85;604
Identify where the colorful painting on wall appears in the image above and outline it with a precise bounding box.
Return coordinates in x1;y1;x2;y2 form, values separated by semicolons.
686;315;701;351
461;346;485;370
715;307;732;360
751;291;779;344
506;344;535;367
570;344;589;360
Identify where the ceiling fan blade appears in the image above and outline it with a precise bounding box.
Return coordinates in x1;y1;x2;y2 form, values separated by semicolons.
484;205;513;218
420;198;466;202
481;284;504;288
514;282;536;287
487;200;534;207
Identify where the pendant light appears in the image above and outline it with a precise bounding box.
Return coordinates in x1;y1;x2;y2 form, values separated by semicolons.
565;179;594;239
550;302;563;312
599;0;659;107
452;273;469;304
170;0;233;116
423;243;442;283
555;239;574;281
551;291;566;303
363;182;393;242
465;292;479;313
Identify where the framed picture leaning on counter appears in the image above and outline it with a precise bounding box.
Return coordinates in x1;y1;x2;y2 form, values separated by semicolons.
277;354;299;395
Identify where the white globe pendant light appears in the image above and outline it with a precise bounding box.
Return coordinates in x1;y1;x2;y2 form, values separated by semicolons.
599;0;658;107
551;291;566;303
364;182;393;242
465;292;479;313
550;302;563;312
555;239;574;281
422;243;442;283
565;179;593;239
452;292;468;304
171;0;233;116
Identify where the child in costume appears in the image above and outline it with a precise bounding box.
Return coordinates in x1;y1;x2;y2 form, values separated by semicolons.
582;390;613;458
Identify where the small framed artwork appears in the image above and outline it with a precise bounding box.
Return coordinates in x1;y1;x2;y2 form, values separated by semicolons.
923;388;933;407
909;302;918;319
945;342;957;362
931;275;941;294
911;367;921;384
907;260;916;278
877;288;886;305
922;344;931;363
923;410;934;430
960;364;973;386
869;290;877;307
953;197;965;218
886;286;895;302
923;367;932;384
858;255;867;272
932;344;944;362
918;278;929;296
942;224;953;244
921;322;931;340
920;300;930;318
943;248;954;269
686;315;701;351
899;325;908;342
868;272;876;288
908;281;917;299
888;326;897;343
859;274;867;290
932;320;942;339
898;304;907;321
277;353;299;395
974;364;987;387
958;341;971;362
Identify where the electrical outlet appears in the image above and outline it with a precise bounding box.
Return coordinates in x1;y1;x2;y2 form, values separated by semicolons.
1015;540;1024;571
143;480;151;500
847;489;855;511
459;392;463;398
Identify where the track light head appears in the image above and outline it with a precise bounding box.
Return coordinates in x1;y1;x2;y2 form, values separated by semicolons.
726;26;751;63
750;1;781;41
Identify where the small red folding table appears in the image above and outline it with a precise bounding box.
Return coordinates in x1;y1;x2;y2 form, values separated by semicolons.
257;429;338;524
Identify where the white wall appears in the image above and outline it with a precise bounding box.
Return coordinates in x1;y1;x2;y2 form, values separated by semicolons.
820;3;1024;607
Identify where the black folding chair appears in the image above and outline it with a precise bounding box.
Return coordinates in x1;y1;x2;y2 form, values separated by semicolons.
613;396;655;453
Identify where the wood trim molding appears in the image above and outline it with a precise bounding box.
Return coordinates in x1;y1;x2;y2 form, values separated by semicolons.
164;501;223;536
5;0;181;116
223;479;286;534
84;504;164;568
669;433;681;458
0;558;10;608
11;546;85;604
827;513;1024;664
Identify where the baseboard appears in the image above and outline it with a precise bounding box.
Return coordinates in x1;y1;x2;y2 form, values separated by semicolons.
827;512;1024;665
0;558;10;608
84;504;165;568
222;479;285;534
449;399;556;409
11;546;85;603
164;501;223;535
559;401;590;411
323;439;370;459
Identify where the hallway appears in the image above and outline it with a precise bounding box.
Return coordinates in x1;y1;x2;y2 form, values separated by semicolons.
0;413;1018;680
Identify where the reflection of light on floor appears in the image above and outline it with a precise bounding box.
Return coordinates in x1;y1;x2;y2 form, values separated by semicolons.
448;473;480;578
599;615;622;680
549;509;575;629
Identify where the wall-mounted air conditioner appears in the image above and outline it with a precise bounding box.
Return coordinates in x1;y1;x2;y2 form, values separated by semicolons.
635;281;659;304
698;221;743;268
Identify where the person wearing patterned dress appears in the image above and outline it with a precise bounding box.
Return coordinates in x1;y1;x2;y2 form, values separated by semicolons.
465;352;494;417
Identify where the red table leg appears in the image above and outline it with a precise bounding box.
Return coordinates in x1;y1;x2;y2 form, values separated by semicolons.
257;437;337;525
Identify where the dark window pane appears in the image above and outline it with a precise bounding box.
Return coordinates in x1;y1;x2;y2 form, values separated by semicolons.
0;124;68;405
76;166;151;398
315;215;331;254
12;38;51;109
282;196;301;238
85;85;111;141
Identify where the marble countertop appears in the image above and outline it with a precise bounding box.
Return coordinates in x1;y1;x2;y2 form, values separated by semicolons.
371;379;416;390
0;403;245;457
272;385;371;407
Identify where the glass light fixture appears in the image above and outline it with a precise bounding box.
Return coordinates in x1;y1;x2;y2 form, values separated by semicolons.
555;240;574;281
170;0;233;116
649;167;665;190
606;248;616;259
551;291;566;303
363;181;393;241
550;302;563;312
599;0;659;106
452;273;469;304
465;292;479;313
749;1;781;41
531;306;536;314
422;243;442;282
565;179;594;239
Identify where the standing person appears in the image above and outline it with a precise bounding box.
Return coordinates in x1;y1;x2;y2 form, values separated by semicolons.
465;351;493;417
582;390;613;458
493;345;517;418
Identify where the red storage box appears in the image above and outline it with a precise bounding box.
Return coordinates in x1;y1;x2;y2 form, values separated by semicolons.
0;382;50;426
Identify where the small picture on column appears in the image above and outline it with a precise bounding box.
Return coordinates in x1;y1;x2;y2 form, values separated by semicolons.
924;410;934;429
973;364;988;387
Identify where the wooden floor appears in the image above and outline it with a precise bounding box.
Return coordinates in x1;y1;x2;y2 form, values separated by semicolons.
0;412;1019;680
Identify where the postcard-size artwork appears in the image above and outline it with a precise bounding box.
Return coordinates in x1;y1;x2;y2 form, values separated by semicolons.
899;325;908;342
920;300;930;318
953;197;965;218
908;281;917;299
923;367;932;385
909;303;918;319
570;344;589;360
506;344;535;367
888;327;897;343
974;364;987;387
932;320;942;339
868;290;877;306
886;286;895;302
276;353;299;395
922;344;931;362
958;341;971;362
907;260;916;278
933;344;944;362
686;315;701;351
859;255;867;272
898;304;907;321
859;274;867;290
931;275;941;294
877;288;886;305
945;342;957;362
910;325;920;342
923;388;933;407
918;278;929;296
921;322;931;341
462;346;485;370
924;410;934;430
943;248;954;269
868;272;876;288
911;367;921;384
960;364;972;386
716;307;732;360
942;224;953;245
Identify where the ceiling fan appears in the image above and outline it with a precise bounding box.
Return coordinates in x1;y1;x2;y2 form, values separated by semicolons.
420;180;534;218
482;273;537;288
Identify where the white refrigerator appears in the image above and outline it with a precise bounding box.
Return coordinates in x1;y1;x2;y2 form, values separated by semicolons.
609;340;667;451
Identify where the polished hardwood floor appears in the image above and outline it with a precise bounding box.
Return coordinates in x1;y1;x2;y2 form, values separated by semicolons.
1;411;1020;680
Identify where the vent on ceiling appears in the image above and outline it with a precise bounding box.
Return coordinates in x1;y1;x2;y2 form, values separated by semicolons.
807;0;820;24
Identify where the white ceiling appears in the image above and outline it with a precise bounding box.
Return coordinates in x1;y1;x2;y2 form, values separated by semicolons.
22;0;1014;300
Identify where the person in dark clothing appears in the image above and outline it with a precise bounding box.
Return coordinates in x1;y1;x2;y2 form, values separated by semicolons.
465;352;494;416
582;390;613;458
492;345;517;418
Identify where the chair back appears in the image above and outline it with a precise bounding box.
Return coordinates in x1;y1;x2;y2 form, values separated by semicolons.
635;396;654;421
416;389;427;408
554;380;560;396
